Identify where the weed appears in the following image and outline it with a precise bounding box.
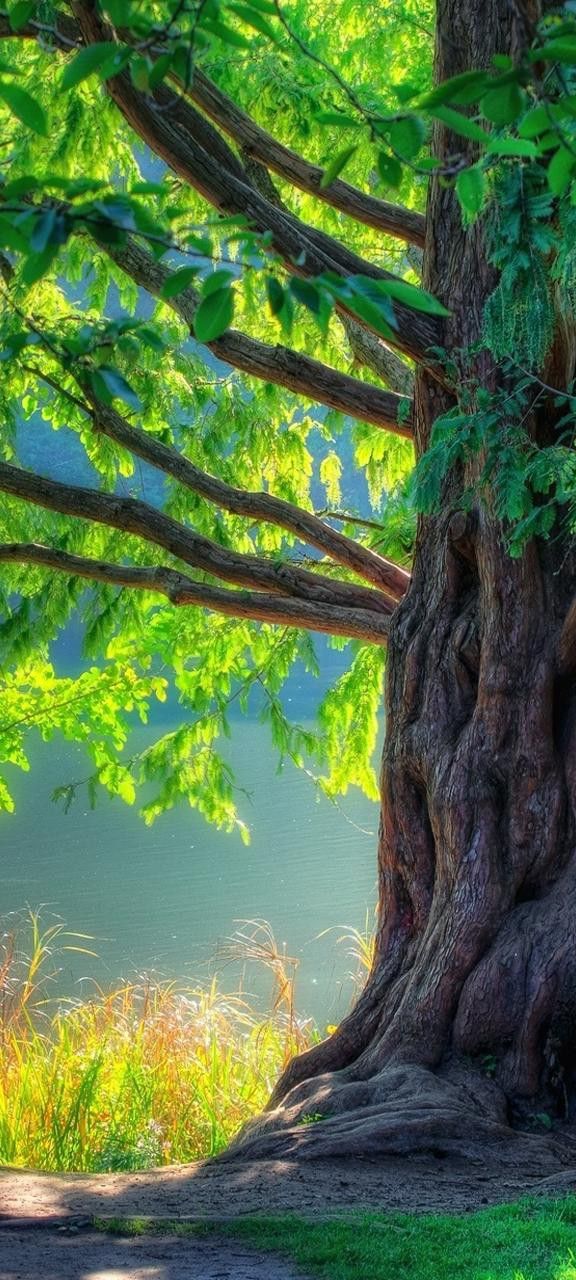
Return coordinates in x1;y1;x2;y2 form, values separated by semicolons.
0;910;317;1171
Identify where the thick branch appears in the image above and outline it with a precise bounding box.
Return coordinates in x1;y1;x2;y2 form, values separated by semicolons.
70;3;441;366
0;542;388;643
0;462;390;614
0;9;423;249
185;69;426;247
1;8;434;375
0;9;423;246
99;236;414;436
80;393;409;602
341;314;415;396
231;138;416;399
0;12;424;247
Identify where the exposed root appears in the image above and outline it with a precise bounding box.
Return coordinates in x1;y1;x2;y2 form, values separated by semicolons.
225;1061;576;1166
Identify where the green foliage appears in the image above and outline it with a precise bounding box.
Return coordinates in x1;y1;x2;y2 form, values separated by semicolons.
414;371;576;554
2;0;576;833
0;910;317;1170
317;646;385;800
0;0;430;828
483;167;556;370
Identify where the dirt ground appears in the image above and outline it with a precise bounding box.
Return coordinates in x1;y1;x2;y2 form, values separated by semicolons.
0;1227;310;1280
2;1153;576;1223
2;1155;576;1279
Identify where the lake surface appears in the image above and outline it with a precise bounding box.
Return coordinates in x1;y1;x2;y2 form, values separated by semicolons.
1;288;380;1027
1;708;379;1025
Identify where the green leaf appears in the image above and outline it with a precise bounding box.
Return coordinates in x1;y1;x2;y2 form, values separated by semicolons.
345;294;394;340
30;208;57;253
266;276;285;316
534;38;576;65
486;136;538;157
290;278;323;314
320;145;358;188
241;0;276;12
60;42;124;92
456;166;487;223
21;244;59;285
547;146;575;197
381;279;451;317
377;151;402;188
8;1;36;31
103;0;134;20
430;105;490;142
94;365;142;410
228;2;277;40
314;110;362;128
137;325;167;352
193;286;235;342
148;53;173;90
0;214;28;252
389;115;425;160
130;55;152;92
200;18;252;48
201;269;236;298
518;104;551;138
0;81;47;135
481;81;523;126
160;266;200;299
419;70;489;108
3;175;39;200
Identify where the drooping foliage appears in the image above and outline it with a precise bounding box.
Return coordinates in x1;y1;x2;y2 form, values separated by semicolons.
1;0;576;832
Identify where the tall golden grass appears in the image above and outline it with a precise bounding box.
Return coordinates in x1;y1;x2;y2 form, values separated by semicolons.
0;912;322;1172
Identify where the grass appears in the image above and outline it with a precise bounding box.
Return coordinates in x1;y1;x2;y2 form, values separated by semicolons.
95;1199;576;1279
0;910;318;1172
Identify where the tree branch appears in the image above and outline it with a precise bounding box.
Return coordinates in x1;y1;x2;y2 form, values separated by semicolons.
1;6;438;366
70;2;441;366
75;387;410;602
0;462;391;614
341;314;415;396
185;69;426;247
228;139;416;399
0;542;388;644
96;235;413;437
0;9;424;248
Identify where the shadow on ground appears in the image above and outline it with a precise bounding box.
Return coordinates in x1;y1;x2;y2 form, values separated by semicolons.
2;1154;576;1225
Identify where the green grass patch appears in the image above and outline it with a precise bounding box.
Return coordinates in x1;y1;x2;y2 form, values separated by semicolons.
94;1199;576;1279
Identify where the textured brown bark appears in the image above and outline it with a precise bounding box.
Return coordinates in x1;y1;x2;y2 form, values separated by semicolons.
223;0;576;1169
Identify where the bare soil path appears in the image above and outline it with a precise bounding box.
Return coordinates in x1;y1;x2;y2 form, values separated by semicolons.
2;1155;576;1280
2;1153;576;1224
0;1227;309;1280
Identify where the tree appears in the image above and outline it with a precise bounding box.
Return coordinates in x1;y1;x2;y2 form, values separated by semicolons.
1;0;576;1167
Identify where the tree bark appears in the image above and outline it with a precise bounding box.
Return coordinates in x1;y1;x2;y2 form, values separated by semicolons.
223;0;576;1171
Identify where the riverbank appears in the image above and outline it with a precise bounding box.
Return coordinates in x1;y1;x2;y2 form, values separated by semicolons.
0;913;322;1172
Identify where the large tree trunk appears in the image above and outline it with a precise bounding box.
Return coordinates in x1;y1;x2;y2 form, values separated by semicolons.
225;0;576;1169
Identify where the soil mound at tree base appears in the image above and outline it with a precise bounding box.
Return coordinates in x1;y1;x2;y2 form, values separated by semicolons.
1;1155;576;1225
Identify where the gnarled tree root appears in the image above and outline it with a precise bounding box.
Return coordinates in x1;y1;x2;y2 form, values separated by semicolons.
223;1061;576;1169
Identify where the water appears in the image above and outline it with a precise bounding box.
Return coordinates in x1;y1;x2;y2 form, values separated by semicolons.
1;710;379;1025
1;273;380;1027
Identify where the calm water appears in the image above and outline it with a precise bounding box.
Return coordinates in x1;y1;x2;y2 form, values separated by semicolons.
1;712;379;1024
2;292;380;1026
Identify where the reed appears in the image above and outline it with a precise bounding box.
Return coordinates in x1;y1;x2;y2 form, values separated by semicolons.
0;911;317;1172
